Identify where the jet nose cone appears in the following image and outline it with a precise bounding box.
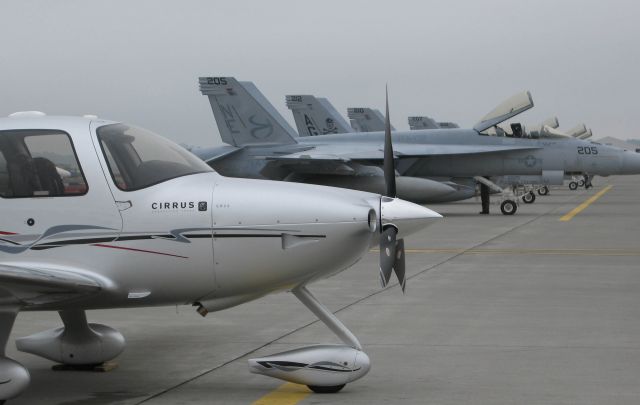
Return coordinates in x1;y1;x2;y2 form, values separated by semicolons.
380;197;442;238
622;151;640;174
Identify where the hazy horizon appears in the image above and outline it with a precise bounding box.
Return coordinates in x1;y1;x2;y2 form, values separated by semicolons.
1;0;638;146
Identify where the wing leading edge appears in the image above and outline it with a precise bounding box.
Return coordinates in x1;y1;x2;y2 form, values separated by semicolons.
0;264;102;307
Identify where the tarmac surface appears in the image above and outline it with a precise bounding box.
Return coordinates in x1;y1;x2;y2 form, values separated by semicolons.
9;175;640;405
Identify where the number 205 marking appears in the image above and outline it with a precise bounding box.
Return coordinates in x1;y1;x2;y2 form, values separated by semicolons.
578;146;598;155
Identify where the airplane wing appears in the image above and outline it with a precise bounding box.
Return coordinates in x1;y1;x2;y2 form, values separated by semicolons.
260;143;542;176
0;263;102;306
263;143;541;163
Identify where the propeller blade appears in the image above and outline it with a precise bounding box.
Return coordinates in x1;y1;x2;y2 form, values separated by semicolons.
383;85;396;198
379;227;397;287
394;239;406;294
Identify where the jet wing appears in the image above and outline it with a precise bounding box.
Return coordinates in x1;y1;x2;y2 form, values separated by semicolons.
263;143;541;163
260;144;542;177
0;264;102;306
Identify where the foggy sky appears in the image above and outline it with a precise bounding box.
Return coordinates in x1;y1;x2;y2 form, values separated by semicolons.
1;0;638;146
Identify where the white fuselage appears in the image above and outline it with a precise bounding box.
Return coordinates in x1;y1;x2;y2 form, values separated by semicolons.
0;116;390;312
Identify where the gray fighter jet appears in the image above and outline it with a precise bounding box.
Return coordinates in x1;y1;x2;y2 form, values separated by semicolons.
196;77;640;215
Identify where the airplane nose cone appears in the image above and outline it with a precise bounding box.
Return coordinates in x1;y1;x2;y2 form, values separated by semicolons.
380;197;442;238
621;151;640;174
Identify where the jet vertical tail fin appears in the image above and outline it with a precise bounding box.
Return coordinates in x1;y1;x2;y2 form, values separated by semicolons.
408;116;439;130
285;95;352;136
347;108;394;132
199;77;298;146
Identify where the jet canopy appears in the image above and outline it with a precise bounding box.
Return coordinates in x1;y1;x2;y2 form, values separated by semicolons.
97;123;213;191
474;91;534;133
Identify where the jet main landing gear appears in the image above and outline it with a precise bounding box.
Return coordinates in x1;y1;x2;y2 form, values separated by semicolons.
475;176;519;215
522;191;536;204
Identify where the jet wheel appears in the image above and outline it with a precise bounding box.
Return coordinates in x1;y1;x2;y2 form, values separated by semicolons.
569;181;578;190
308;384;346;393
500;200;517;215
537;186;549;196
522;192;536;204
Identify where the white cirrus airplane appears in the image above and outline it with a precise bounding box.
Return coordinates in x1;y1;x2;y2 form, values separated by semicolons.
0;100;440;401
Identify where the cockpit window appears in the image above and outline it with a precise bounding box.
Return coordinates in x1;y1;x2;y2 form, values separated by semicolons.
97;123;212;191
0;130;88;198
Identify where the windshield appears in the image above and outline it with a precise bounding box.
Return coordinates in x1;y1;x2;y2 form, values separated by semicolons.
97;123;212;191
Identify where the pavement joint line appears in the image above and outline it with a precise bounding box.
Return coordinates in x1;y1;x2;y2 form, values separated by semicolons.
134;185;590;404
559;185;614;221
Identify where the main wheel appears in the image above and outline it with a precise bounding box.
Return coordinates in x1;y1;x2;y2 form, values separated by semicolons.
308;384;346;393
578;179;585;187
537;186;549;196
522;192;536;204
569;181;578;190
500;200;517;215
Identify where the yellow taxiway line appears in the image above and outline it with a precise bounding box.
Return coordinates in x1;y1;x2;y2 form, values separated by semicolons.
372;247;640;256
559;185;613;221
252;383;310;405
400;248;640;256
